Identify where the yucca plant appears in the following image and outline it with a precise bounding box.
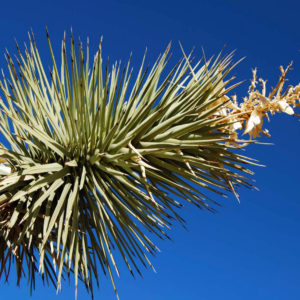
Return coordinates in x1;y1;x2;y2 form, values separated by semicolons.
0;30;299;299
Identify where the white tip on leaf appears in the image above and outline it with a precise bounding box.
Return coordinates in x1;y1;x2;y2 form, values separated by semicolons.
0;165;12;175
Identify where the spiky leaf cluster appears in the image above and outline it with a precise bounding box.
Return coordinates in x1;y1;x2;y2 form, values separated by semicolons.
0;32;256;298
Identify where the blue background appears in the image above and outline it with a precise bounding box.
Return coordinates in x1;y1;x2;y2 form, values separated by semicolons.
0;0;300;299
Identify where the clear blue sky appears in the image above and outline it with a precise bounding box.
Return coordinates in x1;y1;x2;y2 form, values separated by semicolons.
0;0;300;299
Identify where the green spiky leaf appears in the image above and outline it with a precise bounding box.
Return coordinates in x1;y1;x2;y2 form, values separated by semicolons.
0;31;257;298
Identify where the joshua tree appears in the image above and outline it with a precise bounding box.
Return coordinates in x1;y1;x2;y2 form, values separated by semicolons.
0;31;299;298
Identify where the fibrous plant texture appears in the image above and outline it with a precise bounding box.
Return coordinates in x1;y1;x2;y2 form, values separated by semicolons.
0;31;299;298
